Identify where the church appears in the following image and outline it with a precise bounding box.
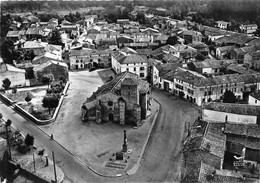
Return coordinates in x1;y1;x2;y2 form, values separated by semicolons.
81;72;150;126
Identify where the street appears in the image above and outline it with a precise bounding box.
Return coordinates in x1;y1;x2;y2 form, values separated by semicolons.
0;75;199;182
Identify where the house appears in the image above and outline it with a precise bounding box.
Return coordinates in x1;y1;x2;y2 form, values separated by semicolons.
213;34;253;47
152;44;179;60
111;51;148;79
117;19;130;25
188;42;209;56
69;49;112;70
189;59;237;75
240;24;258;34
116;35;135;48
6;30;25;40
22;40;48;56
223;122;260;172
25;27;43;40
32;52;62;65
216;46;235;60
174;44;197;62
33;60;68;82
180;29;202;44
248;93;260;106
81;72;150;126
225;64;258;75
244;51;260;69
183;120;226;182
87;26;101;34
84;15;95;28
60;21;78;34
0;61;27;89
216;21;230;29
202;102;260;124
230;45;260;64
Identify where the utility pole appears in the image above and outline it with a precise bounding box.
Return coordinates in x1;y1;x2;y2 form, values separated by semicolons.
52;151;57;183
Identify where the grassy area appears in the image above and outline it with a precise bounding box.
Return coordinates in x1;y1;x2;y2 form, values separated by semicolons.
4;88;54;120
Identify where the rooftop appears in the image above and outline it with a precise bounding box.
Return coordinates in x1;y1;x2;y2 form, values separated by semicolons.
224;123;260;139
192;59;237;69
204;102;260;116
33;60;67;72
85;72;149;103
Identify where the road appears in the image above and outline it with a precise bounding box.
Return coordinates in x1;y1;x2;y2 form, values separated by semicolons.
0;88;199;182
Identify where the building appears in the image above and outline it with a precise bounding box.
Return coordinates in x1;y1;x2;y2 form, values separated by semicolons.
0;61;27;89
22;40;48;56
69;49;112;70
248;93;260;106
32;52;62;65
180;29;202;44
33;60;68;82
111;51;148;79
189;59;237;75
216;21;230;29
216;46;235;60
244;51;260;69
202;102;260;124
240;24;258;34
81;72;150;126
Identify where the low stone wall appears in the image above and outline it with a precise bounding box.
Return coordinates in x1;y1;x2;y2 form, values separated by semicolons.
0;92;15;105
13;81;70;125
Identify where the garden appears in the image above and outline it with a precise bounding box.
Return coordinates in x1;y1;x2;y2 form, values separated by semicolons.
4;77;66;120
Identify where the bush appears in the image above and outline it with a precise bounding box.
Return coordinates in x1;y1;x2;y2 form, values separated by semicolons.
12;88;17;93
17;144;30;154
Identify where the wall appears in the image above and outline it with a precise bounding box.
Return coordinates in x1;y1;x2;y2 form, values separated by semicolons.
202;109;257;124
248;95;260;106
0;71;27;89
121;63;148;79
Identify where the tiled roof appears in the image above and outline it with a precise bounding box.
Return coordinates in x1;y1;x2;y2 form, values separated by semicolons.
226;64;258;74
85;72;149;103
32;52;62;62
6;30;25;37
224;123;260;138
227;134;260;150
23;41;47;49
214;34;253;45
120;47;137;54
246;38;260;46
162;53;180;63
250;92;260;100
0;63;25;73
117;54;147;64
33;60;67;71
249;50;260;59
192;59;237;69
204;102;260;116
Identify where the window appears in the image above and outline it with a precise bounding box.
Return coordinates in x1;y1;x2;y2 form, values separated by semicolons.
140;73;144;77
134;67;136;71
140;67;144;71
76;60;79;63
134;63;135;65
256;100;258;104
127;68;129;72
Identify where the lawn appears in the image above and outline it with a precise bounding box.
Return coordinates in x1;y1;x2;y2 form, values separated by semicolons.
5;87;54;120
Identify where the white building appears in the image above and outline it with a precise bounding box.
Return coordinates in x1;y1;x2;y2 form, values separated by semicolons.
111;51;148;79
216;21;229;30
248;93;260;106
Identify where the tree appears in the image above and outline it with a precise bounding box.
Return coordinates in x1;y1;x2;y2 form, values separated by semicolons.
24;133;34;146
25;92;33;103
5;119;12;159
166;36;178;46
41;74;54;88
223;90;237;103
48;29;63;46
2;78;11;90
42;93;59;114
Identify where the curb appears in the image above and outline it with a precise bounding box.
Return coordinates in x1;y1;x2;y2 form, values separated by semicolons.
127;98;161;175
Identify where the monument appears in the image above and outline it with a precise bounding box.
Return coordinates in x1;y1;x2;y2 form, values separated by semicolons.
122;130;127;152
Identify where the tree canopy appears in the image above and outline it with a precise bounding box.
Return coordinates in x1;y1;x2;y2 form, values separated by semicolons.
223;90;237;103
48;29;63;46
2;78;11;90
